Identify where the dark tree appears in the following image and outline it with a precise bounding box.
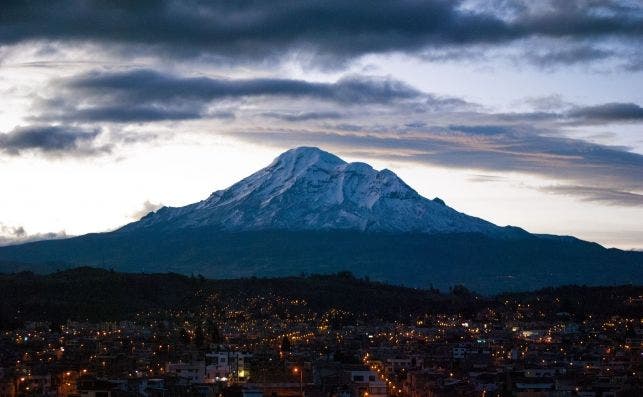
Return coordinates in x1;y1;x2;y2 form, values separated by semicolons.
180;328;191;344
280;336;291;352
208;320;222;344
451;284;472;297
195;326;205;347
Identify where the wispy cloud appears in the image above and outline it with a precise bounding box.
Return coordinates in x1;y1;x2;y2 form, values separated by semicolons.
33;69;464;123
567;103;643;124
0;125;110;157
131;200;164;220
261;111;345;122
468;174;506;183
0;223;68;247
524;44;615;67
540;185;643;207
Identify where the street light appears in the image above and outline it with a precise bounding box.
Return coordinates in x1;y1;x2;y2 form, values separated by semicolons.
293;367;303;397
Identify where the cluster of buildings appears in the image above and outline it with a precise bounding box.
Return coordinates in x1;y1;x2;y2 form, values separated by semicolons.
0;292;641;396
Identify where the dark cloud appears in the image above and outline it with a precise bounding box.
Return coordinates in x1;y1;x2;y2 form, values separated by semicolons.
39;102;236;124
35;69;460;123
540;185;643;207
567;102;643;123
449;125;515;135
64;70;424;104
261;111;345;122
491;102;643;126
233;125;643;203
404;122;427;129
68;106;202;123
0;1;639;67
496;111;560;123
38;69;642;128
525;45;615;67
0;125;109;156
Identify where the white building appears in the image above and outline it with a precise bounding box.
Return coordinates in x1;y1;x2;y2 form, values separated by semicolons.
166;362;206;383
205;352;253;382
347;370;387;397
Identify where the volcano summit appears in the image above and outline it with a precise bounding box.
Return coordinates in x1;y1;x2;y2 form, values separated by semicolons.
0;147;640;293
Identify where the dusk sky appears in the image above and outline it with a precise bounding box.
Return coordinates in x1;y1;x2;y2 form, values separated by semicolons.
0;0;642;249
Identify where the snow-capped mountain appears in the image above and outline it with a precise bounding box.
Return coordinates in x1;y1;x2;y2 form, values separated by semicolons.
121;147;513;235
1;146;640;293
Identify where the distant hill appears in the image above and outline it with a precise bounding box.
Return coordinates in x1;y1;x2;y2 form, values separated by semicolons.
0;267;640;329
0;147;641;293
0;229;640;294
0;267;458;327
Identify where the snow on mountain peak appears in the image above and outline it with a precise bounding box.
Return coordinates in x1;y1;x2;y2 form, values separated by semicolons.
123;147;508;235
271;146;345;170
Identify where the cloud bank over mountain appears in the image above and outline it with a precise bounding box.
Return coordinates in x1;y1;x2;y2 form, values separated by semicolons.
1;1;640;68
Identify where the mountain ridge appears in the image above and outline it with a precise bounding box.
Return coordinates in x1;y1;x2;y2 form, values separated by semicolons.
119;146;520;237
